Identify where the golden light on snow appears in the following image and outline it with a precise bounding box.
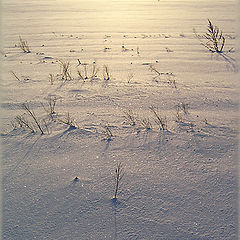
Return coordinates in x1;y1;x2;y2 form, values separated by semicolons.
1;0;237;239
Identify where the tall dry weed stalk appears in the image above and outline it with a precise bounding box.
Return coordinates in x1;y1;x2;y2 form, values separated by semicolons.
113;162;124;200
18;36;31;53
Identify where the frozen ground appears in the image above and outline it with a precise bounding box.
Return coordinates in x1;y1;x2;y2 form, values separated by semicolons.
0;0;239;239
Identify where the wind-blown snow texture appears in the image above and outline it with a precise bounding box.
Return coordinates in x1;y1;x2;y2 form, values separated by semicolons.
1;0;238;239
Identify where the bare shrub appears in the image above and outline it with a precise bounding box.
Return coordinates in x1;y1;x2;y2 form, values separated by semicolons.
175;107;183;122
136;46;140;55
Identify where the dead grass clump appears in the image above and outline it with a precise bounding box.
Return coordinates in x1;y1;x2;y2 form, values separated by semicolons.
58;112;78;129
103;65;111;80
194;19;231;53
41;97;57;120
149;65;174;83
139;117;152;130
177;102;189;114
22;103;44;134
127;72;134;83
149;106;168;131
14;114;35;132
102;124;113;141
49;74;55;85
77;63;99;81
59;60;72;81
202;19;225;53
18;36;31;53
123;110;137;126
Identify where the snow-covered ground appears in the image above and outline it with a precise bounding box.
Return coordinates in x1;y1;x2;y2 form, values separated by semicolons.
1;0;239;239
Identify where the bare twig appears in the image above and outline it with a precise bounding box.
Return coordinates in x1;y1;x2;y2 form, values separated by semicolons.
139;117;152;130
18;36;31;53
149;106;167;131
59;60;72;81
58;112;78;129
102;124;113;141
113;162;124;199
10;71;21;82
41;97;57;120
15;115;35;132
103;65;111;80
123;110;136;126
22;103;44;134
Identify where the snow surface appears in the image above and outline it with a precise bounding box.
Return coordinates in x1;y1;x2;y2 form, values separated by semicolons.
0;0;239;239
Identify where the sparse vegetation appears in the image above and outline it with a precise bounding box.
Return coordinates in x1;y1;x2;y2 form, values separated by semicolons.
168;79;177;88
59;60;72;81
165;47;173;53
77;63;99;81
149;106;168;131
10;71;21;82
14;114;35;132
49;74;55;85
136;46;140;55
102;124;113;141
177;102;189;114
123;110;137;126
194;19;227;53
22;102;44;134
139;117;152;130
18;36;31;53
58;112;78;129
175;107;183;122
127;72;134;83
103;65;111;80
41;97;57;120
113;162;124;200
149;65;174;83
